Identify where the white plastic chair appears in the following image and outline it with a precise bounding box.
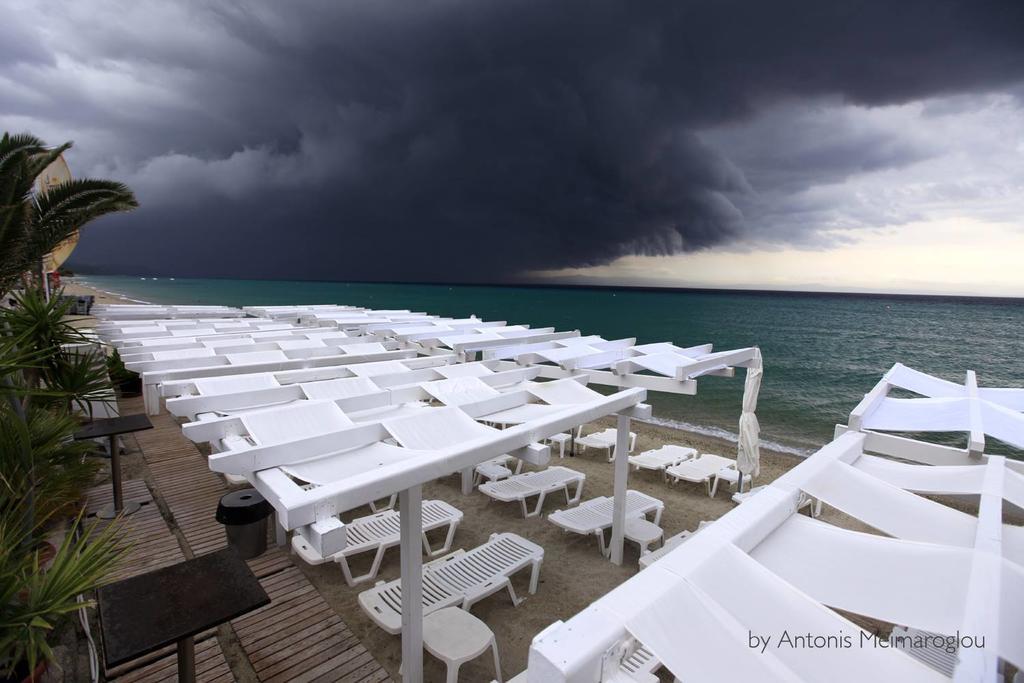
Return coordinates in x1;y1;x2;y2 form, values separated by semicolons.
423;607;502;683
637;522;711;569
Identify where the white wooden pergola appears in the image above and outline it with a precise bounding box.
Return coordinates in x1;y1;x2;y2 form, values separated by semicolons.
849;362;1024;460
527;365;1024;683
92;304;762;682
195;378;652;682
468;337;763;565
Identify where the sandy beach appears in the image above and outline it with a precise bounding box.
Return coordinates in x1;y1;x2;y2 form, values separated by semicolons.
63;278;149;306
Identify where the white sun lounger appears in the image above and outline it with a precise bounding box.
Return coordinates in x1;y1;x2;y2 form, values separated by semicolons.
575;427;637;461
612;642;661;683
478;466;586;517
358;532;543;634
628;444;696;473
548;490;664;556
291;499;463;586
665;453;737;495
890;626;959;677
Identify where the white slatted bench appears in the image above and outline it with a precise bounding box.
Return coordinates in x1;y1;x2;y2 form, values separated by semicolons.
548;490;664;556
358;532;543;634
478;466;585;517
292;499;462;585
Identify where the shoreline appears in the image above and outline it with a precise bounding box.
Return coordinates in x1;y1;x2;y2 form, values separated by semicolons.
63;276;807;466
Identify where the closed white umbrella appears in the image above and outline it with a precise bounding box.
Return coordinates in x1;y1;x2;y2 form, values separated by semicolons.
737;350;763;492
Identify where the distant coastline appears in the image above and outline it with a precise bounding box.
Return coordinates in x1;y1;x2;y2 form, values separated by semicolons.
68;271;1024;304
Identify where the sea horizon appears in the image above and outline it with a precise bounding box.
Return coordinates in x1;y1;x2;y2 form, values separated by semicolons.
69;270;1024;302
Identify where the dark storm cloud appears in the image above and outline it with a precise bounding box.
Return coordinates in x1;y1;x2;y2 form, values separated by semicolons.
4;0;1023;280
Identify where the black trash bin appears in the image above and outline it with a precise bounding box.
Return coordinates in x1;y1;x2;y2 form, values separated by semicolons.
216;489;273;559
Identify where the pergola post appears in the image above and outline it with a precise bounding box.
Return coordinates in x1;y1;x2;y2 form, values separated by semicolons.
399;485;424;683
609;413;631;565
965;370;985;460
460;467;474;494
953;456;1003;681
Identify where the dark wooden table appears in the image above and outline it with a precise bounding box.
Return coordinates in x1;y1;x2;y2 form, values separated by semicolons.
98;549;270;683
74;414;153;518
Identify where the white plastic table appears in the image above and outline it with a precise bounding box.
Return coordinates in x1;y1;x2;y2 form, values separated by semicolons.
423;607;502;683
547;432;572;458
624;517;664;557
711;467;740;497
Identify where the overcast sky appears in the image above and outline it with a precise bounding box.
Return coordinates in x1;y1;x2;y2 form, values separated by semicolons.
4;0;1024;295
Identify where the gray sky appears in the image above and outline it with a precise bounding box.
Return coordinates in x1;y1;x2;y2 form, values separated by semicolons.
4;0;1024;294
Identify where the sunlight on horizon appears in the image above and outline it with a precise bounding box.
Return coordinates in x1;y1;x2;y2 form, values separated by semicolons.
531;217;1024;296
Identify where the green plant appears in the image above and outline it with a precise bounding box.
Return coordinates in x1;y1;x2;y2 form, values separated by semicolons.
0;508;122;678
0;132;137;296
0;131;135;678
0;288;111;416
0;405;99;525
105;348;139;389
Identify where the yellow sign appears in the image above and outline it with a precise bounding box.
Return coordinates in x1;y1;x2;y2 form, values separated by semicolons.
35;155;78;272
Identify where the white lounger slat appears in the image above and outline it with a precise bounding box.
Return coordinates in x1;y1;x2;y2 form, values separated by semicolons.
891;626;959;677
358;532;543;634
478;466;585;517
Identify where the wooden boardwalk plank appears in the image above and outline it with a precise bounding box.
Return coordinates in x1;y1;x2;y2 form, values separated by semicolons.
110;635;232;683
234;568;390;682
113;398;391;683
85;479;152;515
85;484;185;583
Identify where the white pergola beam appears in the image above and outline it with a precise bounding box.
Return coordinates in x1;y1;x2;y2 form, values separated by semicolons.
528;365;700;395
848;380;893;431
460;330;581;352
141;348;419;413
953;456;1003;682
965;370;986;459
260;388;645;529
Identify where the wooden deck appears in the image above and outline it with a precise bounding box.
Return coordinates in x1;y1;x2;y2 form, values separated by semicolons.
234;566;390;683
85;396;392;683
85;480;186;583
110;635;232;683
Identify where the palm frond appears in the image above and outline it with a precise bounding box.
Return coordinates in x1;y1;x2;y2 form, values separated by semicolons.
0;133;50;174
29;178;137;257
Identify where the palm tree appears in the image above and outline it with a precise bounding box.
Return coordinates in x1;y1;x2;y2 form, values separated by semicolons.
0;132;138;295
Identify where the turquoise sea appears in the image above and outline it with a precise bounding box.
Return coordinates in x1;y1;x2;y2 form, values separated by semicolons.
76;275;1024;458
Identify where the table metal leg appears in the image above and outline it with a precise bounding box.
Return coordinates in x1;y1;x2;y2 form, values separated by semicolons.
98;434;140;519
176;636;196;683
